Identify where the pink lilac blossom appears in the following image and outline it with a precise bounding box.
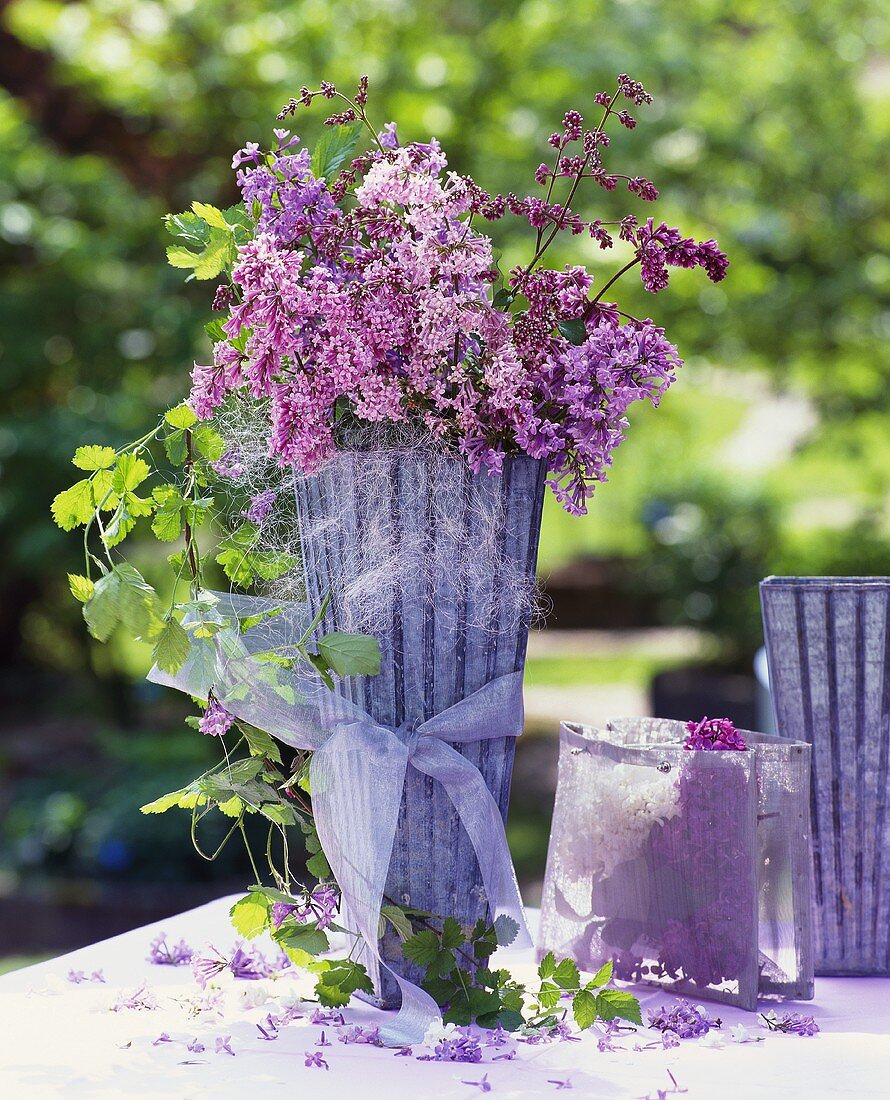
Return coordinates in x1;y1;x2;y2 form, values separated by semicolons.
270;884;338;931
189;74;726;515
198;698;235;738
683;716;748;751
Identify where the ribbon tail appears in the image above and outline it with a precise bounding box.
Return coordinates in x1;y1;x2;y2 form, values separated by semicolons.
411;737;532;951
310;723;441;1046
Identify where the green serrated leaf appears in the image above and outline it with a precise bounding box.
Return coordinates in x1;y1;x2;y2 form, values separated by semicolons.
311;122;362;180
165;403;198;429
440;916;465;951
152;616;191;674
140;786;194;814
537;951;556;980
595;988;643;1025
494;914;519;947
112;453;151;494
492;288;514;310
552;956;580;991
572;988;597;1029
315;632;381;678
275;923;329;958
83;570;122;641
589;960;613;989
191;424;226;461
230;892;271;939
51;479;96;530
497;1008;525;1031
239;722;283;764
192;201;229;229
73;445;116;471
67;573;94;603
402;929;441;967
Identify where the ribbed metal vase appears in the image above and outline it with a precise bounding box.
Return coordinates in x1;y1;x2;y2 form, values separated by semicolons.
294;450;547;1005
760;576;890;974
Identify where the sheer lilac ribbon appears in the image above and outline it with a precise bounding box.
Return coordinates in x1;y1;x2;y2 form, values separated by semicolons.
148;592;530;1046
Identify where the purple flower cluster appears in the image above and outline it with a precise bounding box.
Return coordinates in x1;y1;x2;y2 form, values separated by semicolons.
190;73;726;516
647;998;720;1039
270;883;338;931
417;1028;483;1063
147;932;193;966
191;941;271;988
683;716;748;751
243;488;277;524
198;698;235;738
762;1011;820;1037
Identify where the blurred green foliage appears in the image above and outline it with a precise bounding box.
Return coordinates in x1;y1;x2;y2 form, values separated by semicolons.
0;0;888;673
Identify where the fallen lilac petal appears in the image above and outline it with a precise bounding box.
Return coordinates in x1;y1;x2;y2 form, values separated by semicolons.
305;1051;329;1069
67;970;86;984
462;1073;492;1093
152;1033;172;1046
90;970;106;983
215;1036;235;1056
548;1080;573;1091
316;1030;331;1047
257;1023;278;1041
187;1039;205;1053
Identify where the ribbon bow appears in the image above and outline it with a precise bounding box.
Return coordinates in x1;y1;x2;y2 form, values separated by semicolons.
149;592;530;1046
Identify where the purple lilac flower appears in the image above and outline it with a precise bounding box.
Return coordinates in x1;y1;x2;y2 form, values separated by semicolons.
761;1011;820;1037
257;1023;278;1041
228;943;268;981
192;75;725;517
310;1007;345;1026
67;970;86;984
243;489;277;524
198;698;234;738
305;1051;329;1069
273;885;339;931
215;1035;235;1056
148;933;193;966
152;1033;172;1046
684;716;748;751
547;1079;573;1091
648;999;720;1039
110;984;158;1012
339;1025;382;1045
210;449;246;479
417;1028;483;1063
187;1038;205;1053
597;1019;623;1052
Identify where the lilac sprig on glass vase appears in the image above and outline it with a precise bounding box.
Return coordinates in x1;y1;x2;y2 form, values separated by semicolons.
537;718;814;1011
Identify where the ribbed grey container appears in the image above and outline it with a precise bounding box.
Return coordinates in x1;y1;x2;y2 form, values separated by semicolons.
294;449;547;1006
760;576;890;975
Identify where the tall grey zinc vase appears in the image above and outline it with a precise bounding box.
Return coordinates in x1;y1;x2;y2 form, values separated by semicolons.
760;576;890;975
294;448;547;1006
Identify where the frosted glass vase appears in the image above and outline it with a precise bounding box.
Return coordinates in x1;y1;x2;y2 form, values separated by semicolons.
294;448;546;1005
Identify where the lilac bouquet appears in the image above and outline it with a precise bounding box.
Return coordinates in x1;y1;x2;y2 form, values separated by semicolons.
184;73;727;514
52;74;726;1042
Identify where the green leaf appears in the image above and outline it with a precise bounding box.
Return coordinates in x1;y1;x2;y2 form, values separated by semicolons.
494;914;519;947
164;429;188;467
51;479;96;530
192;201;229;229
68;573;94;603
315;632;381;678
538;951;556;980
311;122;362;180
536;980;562;1010
275;923;330;958
493;288;514;310
73;445;116;471
595;988;643;1025
497;1008;525;1031
440;916;465;951
152;616;191;674
164;210;211;246
557;318;589;346
166;227;237;280
165;403;198;429
114;562;163;638
230;892;272;939
313;959;374;1007
402;929;441;967
140;786;195;814
239;606;285;633
191;424;226;461
589;960;613;989
239;722;283;764
552;957;580;991
381;905;413;942
83;569;123;642
112;453;151;494
572;988;597;1030
150;485;185;541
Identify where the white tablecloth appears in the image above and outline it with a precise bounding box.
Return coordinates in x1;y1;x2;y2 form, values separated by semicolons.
1;896;887;1098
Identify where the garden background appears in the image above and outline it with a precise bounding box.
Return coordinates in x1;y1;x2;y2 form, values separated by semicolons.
0;0;887;967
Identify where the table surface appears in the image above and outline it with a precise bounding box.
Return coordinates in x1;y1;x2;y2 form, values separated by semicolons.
1;896;888;1099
